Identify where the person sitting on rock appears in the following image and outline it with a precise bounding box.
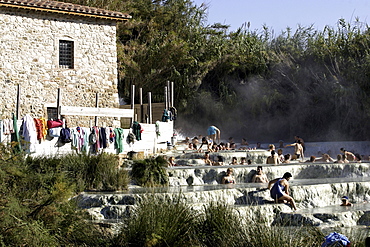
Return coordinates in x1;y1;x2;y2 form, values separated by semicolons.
218;142;227;150
167;156;177;167
283;154;291;163
197;136;212;152
252;166;269;183
210;143;219;152
340;196;352;206
230;157;238;165
192;136;199;146
268;172;297;211
186;143;195;151
222;168;236;184
266;150;280;165
277;149;284;163
240;157;247;165
203;152;213;166
214;156;224;166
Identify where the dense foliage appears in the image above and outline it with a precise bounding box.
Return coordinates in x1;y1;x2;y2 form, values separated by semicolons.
0;146;368;246
115;195;370;247
61;0;370;141
0;145;128;246
131;156;169;186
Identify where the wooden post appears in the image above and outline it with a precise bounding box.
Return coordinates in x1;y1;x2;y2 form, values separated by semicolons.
16;84;21;120
167;81;171;109
131;84;135;125
164;86;168;110
140;87;144;123
148;92;152;124
57;88;61;119
131;84;135;109
171;81;174;108
94;93;99;126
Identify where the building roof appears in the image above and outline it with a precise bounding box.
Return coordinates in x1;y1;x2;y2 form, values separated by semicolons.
0;0;131;20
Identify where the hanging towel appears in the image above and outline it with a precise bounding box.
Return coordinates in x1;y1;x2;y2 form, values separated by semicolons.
113;128;124;153
34;118;44;140
132;121;142;141
11;113;21;153
100;127;107;149
21;114;37;153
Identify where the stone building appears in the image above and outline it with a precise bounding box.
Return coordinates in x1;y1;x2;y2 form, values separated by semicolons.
0;0;130;125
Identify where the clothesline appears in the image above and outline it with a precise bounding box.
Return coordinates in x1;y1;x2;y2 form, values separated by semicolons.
0;114;144;154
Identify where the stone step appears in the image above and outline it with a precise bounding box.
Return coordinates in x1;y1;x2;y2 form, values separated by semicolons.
75;179;370;211
167;162;370;186
83;197;370;229
273;203;370;228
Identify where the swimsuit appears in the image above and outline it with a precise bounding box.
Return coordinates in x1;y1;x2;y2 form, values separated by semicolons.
207;126;216;135
270;178;286;201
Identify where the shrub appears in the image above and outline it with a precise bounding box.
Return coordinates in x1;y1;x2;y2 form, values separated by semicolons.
116;194;198;246
61;153;129;191
0;149;127;246
198;203;247;246
131;156;168;187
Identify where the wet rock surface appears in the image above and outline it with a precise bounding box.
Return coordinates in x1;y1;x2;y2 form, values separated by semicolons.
76;150;370;229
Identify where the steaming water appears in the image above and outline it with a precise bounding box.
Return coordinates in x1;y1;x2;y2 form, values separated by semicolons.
80;141;370;236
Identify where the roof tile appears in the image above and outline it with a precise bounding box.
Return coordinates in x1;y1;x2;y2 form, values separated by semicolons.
0;0;131;20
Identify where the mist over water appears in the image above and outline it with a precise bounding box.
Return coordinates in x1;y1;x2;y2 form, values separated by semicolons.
176;61;366;143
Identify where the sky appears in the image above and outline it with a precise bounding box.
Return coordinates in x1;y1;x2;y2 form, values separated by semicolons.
192;0;370;34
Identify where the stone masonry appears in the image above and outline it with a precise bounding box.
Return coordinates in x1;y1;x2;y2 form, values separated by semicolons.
0;5;128;125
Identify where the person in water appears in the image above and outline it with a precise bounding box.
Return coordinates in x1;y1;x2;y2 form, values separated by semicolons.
222;168;236;184
241;138;249;146
252;166;269;183
340;148;356;161
268;172;297;210
315;153;334;163
207;125;221;143
340;196;352;206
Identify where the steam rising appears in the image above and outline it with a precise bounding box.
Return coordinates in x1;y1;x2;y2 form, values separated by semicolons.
177;60;365;143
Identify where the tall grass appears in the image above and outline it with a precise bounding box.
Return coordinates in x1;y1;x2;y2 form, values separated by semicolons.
198;203;247;246
131;156;169;187
0;147;128;246
115;195;334;247
116;194;199;246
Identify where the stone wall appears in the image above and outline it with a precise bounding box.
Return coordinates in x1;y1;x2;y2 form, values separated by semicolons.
0;8;120;125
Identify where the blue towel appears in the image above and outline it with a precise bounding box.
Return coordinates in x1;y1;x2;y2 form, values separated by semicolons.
321;232;350;247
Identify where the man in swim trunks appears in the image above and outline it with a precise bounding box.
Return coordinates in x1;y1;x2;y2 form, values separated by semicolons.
285;140;304;161
207;126;220;143
252;166;269;183
268;172;297;210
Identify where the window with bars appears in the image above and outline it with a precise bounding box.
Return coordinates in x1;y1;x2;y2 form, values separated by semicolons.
59;40;74;69
47;107;58;120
